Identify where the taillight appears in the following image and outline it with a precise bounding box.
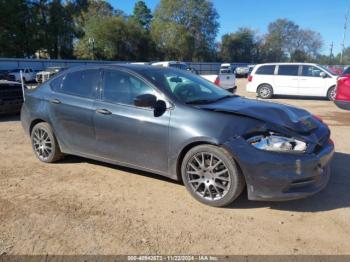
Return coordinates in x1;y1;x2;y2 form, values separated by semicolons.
248;75;253;82
214;77;220;86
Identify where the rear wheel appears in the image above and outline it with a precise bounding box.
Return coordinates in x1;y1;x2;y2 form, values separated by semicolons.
31;122;63;163
181;145;245;207
327;86;336;101
257;84;273;99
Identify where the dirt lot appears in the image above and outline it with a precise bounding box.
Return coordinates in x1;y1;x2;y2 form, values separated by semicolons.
1;79;350;255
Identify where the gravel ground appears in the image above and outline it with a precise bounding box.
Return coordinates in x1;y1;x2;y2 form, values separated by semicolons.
0;79;349;255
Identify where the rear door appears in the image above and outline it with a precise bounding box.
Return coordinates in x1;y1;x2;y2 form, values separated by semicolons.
48;69;101;155
299;65;327;96
274;65;300;95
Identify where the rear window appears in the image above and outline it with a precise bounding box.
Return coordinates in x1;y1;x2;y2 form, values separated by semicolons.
255;65;275;75
278;65;299;76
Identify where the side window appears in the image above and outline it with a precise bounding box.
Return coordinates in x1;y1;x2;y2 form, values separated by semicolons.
102;69;156;105
278;65;299;76
255;65;275;75
302;66;323;77
343;67;350;75
57;70;100;98
50;75;64;91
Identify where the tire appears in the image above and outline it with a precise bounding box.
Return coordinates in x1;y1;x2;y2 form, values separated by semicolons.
181;145;245;207
31;122;63;163
327;86;336;101
257;84;273;99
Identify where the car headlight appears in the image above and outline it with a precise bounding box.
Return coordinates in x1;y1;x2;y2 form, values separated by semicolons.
247;133;307;153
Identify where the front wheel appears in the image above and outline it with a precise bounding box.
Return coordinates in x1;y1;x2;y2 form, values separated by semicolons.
181;145;245;207
31;122;63;163
327;86;336;101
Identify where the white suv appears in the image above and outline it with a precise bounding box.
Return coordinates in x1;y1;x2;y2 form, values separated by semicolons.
246;63;338;100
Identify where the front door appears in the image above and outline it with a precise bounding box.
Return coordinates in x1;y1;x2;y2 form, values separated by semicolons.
274;65;300;95
299;65;327;96
93;68;170;174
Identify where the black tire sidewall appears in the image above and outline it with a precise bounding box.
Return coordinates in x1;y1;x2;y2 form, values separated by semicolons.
181;145;244;207
327;86;336;101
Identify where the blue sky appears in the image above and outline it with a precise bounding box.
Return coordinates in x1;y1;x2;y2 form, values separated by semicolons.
109;0;350;55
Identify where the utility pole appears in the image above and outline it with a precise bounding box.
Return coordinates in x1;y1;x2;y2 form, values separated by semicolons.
340;7;349;64
329;42;334;64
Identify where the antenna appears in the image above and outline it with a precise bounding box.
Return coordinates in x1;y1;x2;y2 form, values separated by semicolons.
340;6;350;64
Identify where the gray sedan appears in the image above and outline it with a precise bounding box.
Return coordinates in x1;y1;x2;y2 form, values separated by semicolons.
21;65;334;207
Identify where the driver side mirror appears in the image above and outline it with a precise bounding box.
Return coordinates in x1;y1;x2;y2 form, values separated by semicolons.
320;72;327;78
134;94;157;108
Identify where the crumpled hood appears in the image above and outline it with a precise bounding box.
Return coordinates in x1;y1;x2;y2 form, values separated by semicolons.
198;96;318;133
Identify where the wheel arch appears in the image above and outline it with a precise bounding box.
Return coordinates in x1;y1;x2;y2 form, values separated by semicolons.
29;119;46;135
257;83;273;92
176;141;217;182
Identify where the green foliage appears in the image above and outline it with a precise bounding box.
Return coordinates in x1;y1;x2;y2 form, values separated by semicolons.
220;28;259;63
150;0;219;61
74;15;156;61
0;1;341;64
132;1;152;29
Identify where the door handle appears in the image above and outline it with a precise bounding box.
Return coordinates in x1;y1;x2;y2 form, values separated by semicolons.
50;98;61;104
96;108;112;115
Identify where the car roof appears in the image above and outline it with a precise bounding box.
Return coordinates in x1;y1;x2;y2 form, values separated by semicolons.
57;64;170;74
256;62;318;66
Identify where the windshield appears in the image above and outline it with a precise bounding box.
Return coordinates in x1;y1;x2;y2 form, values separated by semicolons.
139;68;233;104
317;65;337;76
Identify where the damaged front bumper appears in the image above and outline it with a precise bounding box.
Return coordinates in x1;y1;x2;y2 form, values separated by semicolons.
224;137;334;201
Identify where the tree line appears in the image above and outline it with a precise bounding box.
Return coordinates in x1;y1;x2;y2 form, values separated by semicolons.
0;0;346;64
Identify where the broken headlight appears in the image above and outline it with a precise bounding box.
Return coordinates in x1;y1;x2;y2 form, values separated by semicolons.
247;133;307;153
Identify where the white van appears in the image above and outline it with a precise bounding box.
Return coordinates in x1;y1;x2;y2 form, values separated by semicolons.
246;63;338;100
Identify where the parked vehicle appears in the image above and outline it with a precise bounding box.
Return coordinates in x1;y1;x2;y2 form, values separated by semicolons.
334;67;350;110
202;63;236;93
0;70;9;80
235;66;250;78
0;80;25;115
151;61;198;74
247;63;338;100
21;65;334;207
6;68;37;83
36;66;67;83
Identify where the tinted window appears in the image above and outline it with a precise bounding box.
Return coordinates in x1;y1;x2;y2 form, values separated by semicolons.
255;65;275;75
342;67;350;75
278;65;299;76
102;69;156;105
54;70;100;98
302;66;323;77
50;75;64;91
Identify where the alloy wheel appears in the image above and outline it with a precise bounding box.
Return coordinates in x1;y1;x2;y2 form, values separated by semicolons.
185;152;231;201
32;127;53;161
